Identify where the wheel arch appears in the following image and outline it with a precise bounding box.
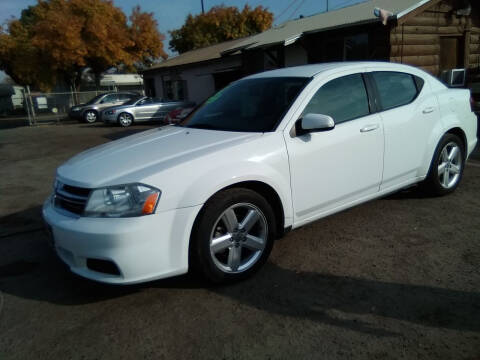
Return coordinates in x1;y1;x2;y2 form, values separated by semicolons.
117;111;135;122
223;181;286;238
445;127;467;158
424;127;467;180
192;180;287;241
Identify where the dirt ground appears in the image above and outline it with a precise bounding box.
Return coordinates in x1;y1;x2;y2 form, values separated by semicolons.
0;122;479;360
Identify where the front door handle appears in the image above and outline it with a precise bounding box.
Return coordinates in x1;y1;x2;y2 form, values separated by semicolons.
360;124;379;133
423;107;435;114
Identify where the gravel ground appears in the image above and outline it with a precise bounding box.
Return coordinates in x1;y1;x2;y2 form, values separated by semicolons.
0;122;479;360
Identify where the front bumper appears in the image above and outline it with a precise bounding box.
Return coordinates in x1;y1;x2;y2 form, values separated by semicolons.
42;198;202;284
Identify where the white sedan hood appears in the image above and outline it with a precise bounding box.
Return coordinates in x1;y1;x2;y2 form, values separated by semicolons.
57;126;261;188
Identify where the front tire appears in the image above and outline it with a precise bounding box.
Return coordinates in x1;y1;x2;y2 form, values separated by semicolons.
190;188;277;284
423;133;464;196
118;112;134;127
83;110;98;123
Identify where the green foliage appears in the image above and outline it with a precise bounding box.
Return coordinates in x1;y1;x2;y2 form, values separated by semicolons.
169;5;273;54
0;0;167;90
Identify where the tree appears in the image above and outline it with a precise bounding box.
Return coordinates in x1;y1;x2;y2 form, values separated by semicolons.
169;5;273;54
0;0;167;91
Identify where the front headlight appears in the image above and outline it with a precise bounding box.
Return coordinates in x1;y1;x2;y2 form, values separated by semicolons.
84;183;160;218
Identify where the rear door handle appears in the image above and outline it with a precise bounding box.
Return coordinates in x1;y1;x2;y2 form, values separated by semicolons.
423;107;435;114
360;124;379;133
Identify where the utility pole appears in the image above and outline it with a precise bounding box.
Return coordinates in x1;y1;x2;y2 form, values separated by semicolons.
201;0;205;14
326;0;329;12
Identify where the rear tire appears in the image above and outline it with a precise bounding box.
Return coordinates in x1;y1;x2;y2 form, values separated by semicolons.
422;133;464;196
190;188;276;284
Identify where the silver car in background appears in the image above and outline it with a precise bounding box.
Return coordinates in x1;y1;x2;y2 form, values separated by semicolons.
69;92;139;123
102;97;196;127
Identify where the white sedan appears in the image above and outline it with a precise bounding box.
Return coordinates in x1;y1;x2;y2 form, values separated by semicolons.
43;62;478;284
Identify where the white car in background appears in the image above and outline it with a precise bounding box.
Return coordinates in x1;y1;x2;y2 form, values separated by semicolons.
43;62;477;285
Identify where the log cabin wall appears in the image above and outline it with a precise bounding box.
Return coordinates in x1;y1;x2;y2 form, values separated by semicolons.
469;4;480;75
390;0;479;77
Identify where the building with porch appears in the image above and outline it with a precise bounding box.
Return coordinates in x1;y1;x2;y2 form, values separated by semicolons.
142;0;479;104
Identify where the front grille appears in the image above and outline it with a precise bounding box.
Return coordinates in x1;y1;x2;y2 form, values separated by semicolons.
54;182;91;215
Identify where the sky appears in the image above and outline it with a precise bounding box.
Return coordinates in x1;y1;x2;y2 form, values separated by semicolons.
0;0;367;80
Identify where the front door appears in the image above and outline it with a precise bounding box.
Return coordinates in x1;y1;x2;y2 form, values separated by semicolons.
133;98;155;121
285;72;384;225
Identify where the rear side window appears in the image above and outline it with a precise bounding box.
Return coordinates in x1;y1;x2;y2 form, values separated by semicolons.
102;94;118;103
302;73;370;124
118;93;132;100
372;72;419;110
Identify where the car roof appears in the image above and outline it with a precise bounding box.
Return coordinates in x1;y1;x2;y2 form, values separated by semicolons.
244;61;426;79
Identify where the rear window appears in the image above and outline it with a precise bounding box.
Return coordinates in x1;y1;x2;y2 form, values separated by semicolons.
372;72;420;110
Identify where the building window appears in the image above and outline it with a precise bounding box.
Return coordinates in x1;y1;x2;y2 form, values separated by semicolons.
164;80;187;101
325;38;344;61
345;33;369;60
145;78;156;97
324;33;369;61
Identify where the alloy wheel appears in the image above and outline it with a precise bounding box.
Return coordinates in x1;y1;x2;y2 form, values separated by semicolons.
209;203;268;273
85;111;97;123
119;113;133;127
437;141;462;189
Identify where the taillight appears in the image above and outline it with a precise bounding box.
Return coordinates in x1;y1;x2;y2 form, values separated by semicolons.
470;96;475;111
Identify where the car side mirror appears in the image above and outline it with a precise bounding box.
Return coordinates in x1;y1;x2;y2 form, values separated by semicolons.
295;113;335;136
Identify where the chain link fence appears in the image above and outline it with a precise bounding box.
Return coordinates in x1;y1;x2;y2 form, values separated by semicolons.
0;88;131;127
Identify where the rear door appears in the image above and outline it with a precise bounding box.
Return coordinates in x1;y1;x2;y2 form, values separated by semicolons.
368;71;438;190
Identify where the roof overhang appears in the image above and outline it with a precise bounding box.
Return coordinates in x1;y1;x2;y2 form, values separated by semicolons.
396;0;443;25
221;42;258;56
284;33;302;46
303;18;383;37
397;0;433;18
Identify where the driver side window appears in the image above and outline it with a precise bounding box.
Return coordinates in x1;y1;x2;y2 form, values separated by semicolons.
138;98;153;106
302;73;370;124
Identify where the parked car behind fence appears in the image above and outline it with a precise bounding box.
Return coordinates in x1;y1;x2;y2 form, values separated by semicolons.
69;92;140;123
101;97;195;127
